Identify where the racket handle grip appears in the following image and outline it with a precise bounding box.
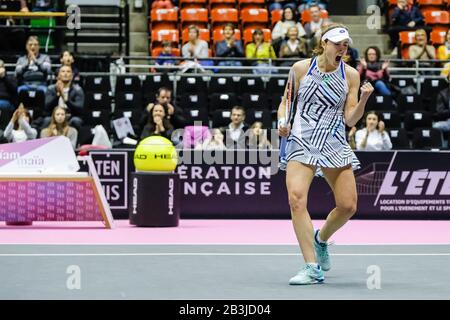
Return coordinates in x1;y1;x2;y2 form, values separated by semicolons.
278;117;286;128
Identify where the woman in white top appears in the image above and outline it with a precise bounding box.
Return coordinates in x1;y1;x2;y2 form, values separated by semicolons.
181;25;210;72
182;25;209;59
3;104;37;142
353;111;392;151
272;7;306;55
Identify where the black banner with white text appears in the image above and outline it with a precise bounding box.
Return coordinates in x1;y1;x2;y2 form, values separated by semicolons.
86;150;450;220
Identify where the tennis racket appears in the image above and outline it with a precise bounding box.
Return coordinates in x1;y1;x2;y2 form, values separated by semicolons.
279;70;296;161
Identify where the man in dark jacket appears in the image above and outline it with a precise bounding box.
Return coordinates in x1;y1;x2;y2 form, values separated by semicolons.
44;65;84;129
0;59;17;110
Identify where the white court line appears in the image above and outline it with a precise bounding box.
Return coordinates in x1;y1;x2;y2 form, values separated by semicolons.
1;253;450;257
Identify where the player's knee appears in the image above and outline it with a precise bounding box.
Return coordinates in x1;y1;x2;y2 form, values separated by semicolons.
288;191;308;213
337;200;357;217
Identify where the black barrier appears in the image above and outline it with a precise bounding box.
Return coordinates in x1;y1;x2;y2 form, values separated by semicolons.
84;149;450;220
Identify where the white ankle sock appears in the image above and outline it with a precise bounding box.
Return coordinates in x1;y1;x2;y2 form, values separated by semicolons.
307;263;319;269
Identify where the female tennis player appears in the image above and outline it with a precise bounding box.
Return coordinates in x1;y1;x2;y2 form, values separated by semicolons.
278;24;374;285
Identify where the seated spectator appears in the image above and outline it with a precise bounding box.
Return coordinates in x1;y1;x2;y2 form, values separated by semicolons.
247;122;272;149
343;45;359;69
20;0;29;11
279;27;309;66
44;65;84;130
31;0;57;12
272;7;306;55
138;87;185;136
195;128;227;150
358;46;391;96
245;29;277;74
388;0;426;52
181;25;212;72
408;29;436;61
215;24;244;67
40;106;78;149
268;1;297;12
298;0;327;13
304;5;328;53
353;111;392;151
437;29;450;77
3;104;37;143
432;73;450;133
225;106;249;149
0;59;17;110
15;36;51;93
156;41;177;66
140;103;174;141
55;51;80;83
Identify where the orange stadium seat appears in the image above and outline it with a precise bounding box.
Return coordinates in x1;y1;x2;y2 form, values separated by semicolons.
243;28;271;45
271;9;283;26
417;0;445;7
180;8;209;29
211;8;239;27
150;8;178;30
301;9;328;24
179;0;207;9
151;29;179;45
430;29;448;44
212;28;242;43
238;0;266;9
152;0;175;9
209;0;235;9
182;28;211;43
151;47;181;57
240;8;269;29
399;30;417;44
399;30;417;59
422;10;450;25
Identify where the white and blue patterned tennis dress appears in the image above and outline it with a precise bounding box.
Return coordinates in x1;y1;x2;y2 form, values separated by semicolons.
279;57;360;177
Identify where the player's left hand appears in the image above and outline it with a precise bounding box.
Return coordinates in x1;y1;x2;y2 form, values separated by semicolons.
360;81;374;101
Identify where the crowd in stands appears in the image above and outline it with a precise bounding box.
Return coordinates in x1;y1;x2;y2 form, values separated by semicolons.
0;0;449;152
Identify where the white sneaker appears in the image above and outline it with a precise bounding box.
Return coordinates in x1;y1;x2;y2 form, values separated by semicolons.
289;264;324;285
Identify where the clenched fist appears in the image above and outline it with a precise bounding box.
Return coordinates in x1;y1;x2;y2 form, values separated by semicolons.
360;81;374;101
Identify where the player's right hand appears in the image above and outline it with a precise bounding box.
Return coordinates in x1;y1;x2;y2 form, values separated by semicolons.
278;124;291;137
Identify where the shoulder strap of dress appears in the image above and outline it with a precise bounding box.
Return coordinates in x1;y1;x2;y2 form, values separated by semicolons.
340;60;346;80
306;57;316;76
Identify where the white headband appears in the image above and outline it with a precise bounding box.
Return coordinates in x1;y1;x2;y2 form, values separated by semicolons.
321;27;353;45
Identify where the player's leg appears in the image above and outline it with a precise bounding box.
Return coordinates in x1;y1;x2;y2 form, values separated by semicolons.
320;165;358;241
286;161;316;263
286;161;324;285
312;165;357;272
